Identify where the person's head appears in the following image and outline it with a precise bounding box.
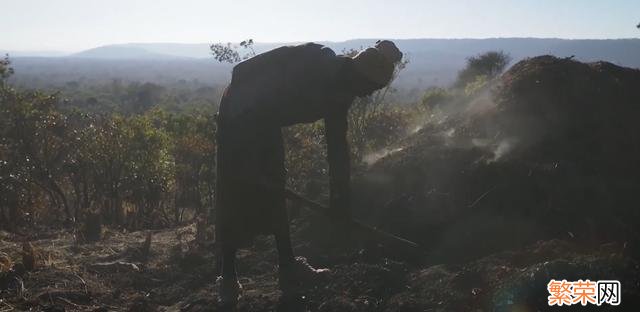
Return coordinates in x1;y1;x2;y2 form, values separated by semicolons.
348;40;403;96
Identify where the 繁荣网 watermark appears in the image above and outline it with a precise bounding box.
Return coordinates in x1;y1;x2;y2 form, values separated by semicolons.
548;279;621;306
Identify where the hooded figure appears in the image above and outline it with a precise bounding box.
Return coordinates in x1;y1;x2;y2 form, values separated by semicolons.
215;40;402;305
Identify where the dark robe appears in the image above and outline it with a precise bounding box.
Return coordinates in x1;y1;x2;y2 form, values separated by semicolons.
215;43;354;247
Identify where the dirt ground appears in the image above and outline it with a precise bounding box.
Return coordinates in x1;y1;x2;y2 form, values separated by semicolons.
1;217;638;311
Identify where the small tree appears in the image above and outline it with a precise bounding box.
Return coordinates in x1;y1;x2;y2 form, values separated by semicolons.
210;39;255;63
0;55;14;86
455;51;511;88
422;87;454;109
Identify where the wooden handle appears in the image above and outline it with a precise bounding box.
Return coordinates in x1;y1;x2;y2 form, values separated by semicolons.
284;188;423;251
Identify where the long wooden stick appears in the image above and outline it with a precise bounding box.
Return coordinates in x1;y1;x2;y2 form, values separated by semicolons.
223;176;425;252
284;188;423;251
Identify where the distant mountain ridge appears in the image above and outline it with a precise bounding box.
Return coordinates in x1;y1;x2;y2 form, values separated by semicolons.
7;38;640;90
73;45;180;59
63;38;640;65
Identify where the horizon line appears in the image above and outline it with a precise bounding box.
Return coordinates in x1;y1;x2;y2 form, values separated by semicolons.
3;36;640;55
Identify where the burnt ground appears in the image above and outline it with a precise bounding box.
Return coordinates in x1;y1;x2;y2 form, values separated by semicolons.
1;217;639;311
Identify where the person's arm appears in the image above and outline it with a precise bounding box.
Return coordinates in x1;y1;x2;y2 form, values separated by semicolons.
324;110;351;221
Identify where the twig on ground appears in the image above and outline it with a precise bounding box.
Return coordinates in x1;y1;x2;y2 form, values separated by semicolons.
0;301;14;312
73;273;88;294
56;297;85;309
468;185;497;208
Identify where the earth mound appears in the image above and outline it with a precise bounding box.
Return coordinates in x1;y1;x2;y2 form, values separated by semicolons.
353;56;640;261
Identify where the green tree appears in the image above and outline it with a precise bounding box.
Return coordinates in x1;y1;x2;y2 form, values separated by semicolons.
124;113;174;228
1;82;75;223
157;108;216;222
0;55;14;86
455;51;511;88
421;87;454;109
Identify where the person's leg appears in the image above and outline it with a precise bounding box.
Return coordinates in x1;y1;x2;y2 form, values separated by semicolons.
218;243;241;305
221;244;237;279
216;135;242;304
274;204;304;295
268;128;296;268
270;130;329;295
275;215;295;268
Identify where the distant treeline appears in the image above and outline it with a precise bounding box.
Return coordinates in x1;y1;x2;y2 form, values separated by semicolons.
1;57;219;229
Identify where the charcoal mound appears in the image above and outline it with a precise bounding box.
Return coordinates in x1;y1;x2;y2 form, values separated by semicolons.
353;56;640;261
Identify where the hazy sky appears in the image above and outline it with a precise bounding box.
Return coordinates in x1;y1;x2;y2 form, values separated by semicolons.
3;0;639;52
